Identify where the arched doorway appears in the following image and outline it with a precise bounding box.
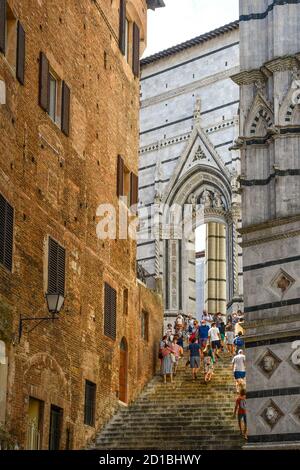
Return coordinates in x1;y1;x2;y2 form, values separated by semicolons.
119;337;128;403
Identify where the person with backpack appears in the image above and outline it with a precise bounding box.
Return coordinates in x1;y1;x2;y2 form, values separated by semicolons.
234;388;247;440
234;331;245;354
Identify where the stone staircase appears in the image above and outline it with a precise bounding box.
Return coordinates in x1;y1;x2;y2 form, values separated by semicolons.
91;352;244;450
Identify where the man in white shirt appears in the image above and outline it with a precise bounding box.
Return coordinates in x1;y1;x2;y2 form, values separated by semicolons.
208;322;221;359
202;310;213;327
232;350;246;391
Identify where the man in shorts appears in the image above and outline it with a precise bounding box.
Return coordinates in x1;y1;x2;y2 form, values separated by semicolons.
232;349;246;391
208;322;221;361
234;388;247;440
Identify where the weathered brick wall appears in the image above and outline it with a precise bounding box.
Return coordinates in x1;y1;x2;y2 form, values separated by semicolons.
0;0;163;449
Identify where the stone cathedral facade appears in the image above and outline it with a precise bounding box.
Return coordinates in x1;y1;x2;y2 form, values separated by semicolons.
138;22;244;325
232;0;300;449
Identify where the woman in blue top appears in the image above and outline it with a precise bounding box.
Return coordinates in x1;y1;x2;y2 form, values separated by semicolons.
188;338;201;380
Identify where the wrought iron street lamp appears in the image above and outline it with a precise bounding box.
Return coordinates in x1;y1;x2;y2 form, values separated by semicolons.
18;293;64;342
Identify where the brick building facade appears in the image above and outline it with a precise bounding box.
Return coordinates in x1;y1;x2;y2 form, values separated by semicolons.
0;0;163;449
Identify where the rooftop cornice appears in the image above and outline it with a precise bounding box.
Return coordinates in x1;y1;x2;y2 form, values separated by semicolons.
141;20;239;66
146;0;165;11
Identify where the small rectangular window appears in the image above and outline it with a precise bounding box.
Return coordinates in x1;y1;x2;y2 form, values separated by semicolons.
49;73;57;122
84;380;96;427
6;4;17;70
48;69;62;126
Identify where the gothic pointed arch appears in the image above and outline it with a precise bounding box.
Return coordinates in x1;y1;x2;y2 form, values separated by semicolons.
162;123;231;208
279;80;300;125
244;93;274;137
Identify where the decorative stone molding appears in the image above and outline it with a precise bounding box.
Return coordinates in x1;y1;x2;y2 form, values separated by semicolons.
260;400;284;430
141;66;240;109
256;349;282;379
289;341;300;373
244;92;274;137
240;228;300;248
193;145;206;161
231;69;266;86
270;269;295;298
264;56;300;74
293;404;300;422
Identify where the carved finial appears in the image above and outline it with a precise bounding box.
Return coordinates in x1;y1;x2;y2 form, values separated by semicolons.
194;97;201;124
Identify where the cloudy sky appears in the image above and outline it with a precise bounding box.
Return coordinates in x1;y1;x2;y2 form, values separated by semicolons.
144;0;239;58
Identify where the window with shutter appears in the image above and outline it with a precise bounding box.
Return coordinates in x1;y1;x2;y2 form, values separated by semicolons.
48;237;66;296
130;172;138;208
104;282;117;340
1;2;18;70
0;0;6;54
61;81;70;136
39;52;49;112
84;380;96;426
16;21;25;85
0;193;14;272
132;22;140;77
117;155;124;198
141;310;149;341
119;0;126;55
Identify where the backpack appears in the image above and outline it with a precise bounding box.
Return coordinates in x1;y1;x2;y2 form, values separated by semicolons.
235;336;244;347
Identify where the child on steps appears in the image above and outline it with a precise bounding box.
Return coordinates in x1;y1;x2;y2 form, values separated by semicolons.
203;346;214;383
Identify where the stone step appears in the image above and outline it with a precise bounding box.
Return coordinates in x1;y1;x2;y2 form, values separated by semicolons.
91;351;243;451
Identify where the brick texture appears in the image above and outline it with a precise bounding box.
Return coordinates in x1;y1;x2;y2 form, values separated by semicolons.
0;0;163;449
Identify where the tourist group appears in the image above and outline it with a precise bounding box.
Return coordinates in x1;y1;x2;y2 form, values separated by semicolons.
158;311;247;439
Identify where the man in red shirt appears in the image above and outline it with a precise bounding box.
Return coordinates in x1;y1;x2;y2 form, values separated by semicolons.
234;388;247;440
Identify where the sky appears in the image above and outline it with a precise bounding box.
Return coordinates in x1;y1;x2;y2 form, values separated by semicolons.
143;0;239;58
